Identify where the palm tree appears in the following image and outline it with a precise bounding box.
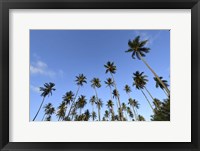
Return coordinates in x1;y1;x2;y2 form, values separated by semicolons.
42;103;55;121
56;101;67;121
106;100;115;121
45;115;52;121
121;103;128;120
33;82;56;121
96;99;103;121
89;95;96;121
154;77;169;97
62;91;74;116
91;78;101;107
104;110;110;121
77;95;87;115
125;36;170;96
67;74;87;118
91;111;97;121
123;84;137;120
133;71;154;111
132;99;140;117
153;98;162;110
84;109;91;121
138;115;145;121
127;107;133;121
128;98;137;121
105;78;117;108
104;61;123;120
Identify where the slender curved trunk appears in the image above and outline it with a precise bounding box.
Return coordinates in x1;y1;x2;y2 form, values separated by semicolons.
144;86;159;109
42;113;46;121
141;89;154;111
162;88;169;97
110;73;124;121
109;87;119;109
98;106;101;121
127;93;137;121
92;104;94;121
111;107;115;121
33;97;45;121
138;52;170;96
132;106;137;121
67;86;80;118
93;87;101;121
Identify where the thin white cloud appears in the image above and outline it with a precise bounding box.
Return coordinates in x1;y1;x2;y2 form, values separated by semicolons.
30;85;40;93
30;60;56;78
30;58;64;79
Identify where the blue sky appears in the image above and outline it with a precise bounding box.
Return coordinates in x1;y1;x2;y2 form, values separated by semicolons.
30;30;170;121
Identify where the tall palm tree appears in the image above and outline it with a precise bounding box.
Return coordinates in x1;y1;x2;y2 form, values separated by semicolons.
128;98;137;121
123;84;137;120
104;61;123;120
121;103;128;120
56;101;67;121
127;107;133;121
104;110;110;121
33;82;56;121
133;71;154;110
105;78;117;107
132;99;140;117
42;103;55;121
89;95;96;121
125;36;170;96
62;91;74;116
84;109;91;121
77;95;87;115
67;74;87;118
91;78;101;107
91;111;97;121
154;77;169;97
106;100;115;121
96;99;103;121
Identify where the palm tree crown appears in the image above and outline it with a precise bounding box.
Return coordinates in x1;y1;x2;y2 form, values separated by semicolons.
124;84;131;94
105;78;114;88
154;77;169;89
106;100;114;108
125;35;150;59
62;91;74;105
133;71;148;89
91;78;101;88
89;95;96;105
75;74;87;86
77;95;87;109
40;82;56;97
104;61;117;74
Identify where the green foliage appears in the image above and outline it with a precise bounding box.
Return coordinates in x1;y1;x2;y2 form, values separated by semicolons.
151;98;170;121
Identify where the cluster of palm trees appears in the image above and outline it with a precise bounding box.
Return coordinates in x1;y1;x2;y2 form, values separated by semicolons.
32;35;170;121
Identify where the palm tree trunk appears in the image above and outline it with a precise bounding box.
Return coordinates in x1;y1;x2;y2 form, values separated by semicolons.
92;105;94;121
98;107;101;121
132;106;137;121
138;52;170;96
141;89;154;111
111;73;124;121
162;88;169;97
33;97;45;121
67;86;80;118
42;113;46;121
127;93;137;121
111;108;115;121
144;86;160;109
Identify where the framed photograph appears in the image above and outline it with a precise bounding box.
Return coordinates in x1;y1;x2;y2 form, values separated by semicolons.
0;0;199;151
